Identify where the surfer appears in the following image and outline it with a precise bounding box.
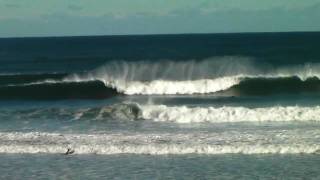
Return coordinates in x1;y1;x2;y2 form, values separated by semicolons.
65;148;75;155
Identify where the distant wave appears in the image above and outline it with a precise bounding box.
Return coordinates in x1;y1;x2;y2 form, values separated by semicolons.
1;131;319;154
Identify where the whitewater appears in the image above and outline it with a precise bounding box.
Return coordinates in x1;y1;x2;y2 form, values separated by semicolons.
1;130;320;154
140;105;320;123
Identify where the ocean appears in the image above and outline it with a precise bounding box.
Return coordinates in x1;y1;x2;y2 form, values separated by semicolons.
1;32;320;179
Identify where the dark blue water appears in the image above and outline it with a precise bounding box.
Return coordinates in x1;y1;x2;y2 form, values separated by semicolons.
1;32;320;73
1;32;320;179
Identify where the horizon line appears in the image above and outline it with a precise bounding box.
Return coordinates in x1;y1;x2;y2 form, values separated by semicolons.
1;30;320;39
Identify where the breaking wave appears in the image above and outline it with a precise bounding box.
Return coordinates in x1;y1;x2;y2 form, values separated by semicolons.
63;58;320;95
2;57;320;99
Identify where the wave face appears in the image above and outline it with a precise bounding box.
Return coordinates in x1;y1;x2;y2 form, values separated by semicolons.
1;131;319;154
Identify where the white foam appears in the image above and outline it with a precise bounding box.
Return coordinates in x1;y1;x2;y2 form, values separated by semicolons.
103;77;241;95
0;131;319;154
141;105;320;123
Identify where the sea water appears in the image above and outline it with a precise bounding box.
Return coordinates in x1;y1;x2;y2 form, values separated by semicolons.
0;32;320;179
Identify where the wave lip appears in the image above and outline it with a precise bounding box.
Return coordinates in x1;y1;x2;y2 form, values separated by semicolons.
1;132;319;155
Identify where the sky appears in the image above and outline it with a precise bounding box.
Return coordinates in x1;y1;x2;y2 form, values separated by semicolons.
0;0;320;37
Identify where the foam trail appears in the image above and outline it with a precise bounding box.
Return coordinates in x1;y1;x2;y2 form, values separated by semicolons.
1;131;319;154
141;105;320;123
